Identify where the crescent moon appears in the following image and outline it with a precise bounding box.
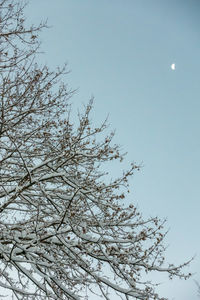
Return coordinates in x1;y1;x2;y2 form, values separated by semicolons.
171;63;175;70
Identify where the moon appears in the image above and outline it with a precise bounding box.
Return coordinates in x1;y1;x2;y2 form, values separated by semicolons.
171;63;176;70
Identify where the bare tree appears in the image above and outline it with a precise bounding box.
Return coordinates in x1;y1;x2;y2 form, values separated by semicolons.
0;1;191;299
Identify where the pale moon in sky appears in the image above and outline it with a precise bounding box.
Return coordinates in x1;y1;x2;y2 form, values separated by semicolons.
171;63;176;70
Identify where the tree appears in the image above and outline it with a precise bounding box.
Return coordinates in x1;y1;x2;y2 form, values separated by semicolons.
0;1;191;299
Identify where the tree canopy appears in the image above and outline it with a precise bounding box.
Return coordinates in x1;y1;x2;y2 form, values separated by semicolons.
0;1;191;299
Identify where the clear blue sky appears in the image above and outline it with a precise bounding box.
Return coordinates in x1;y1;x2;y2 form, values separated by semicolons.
25;1;200;299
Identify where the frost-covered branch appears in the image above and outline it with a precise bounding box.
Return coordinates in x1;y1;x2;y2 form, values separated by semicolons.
0;1;191;299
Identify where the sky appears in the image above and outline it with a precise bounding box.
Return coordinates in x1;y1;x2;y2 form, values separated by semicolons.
25;1;200;299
